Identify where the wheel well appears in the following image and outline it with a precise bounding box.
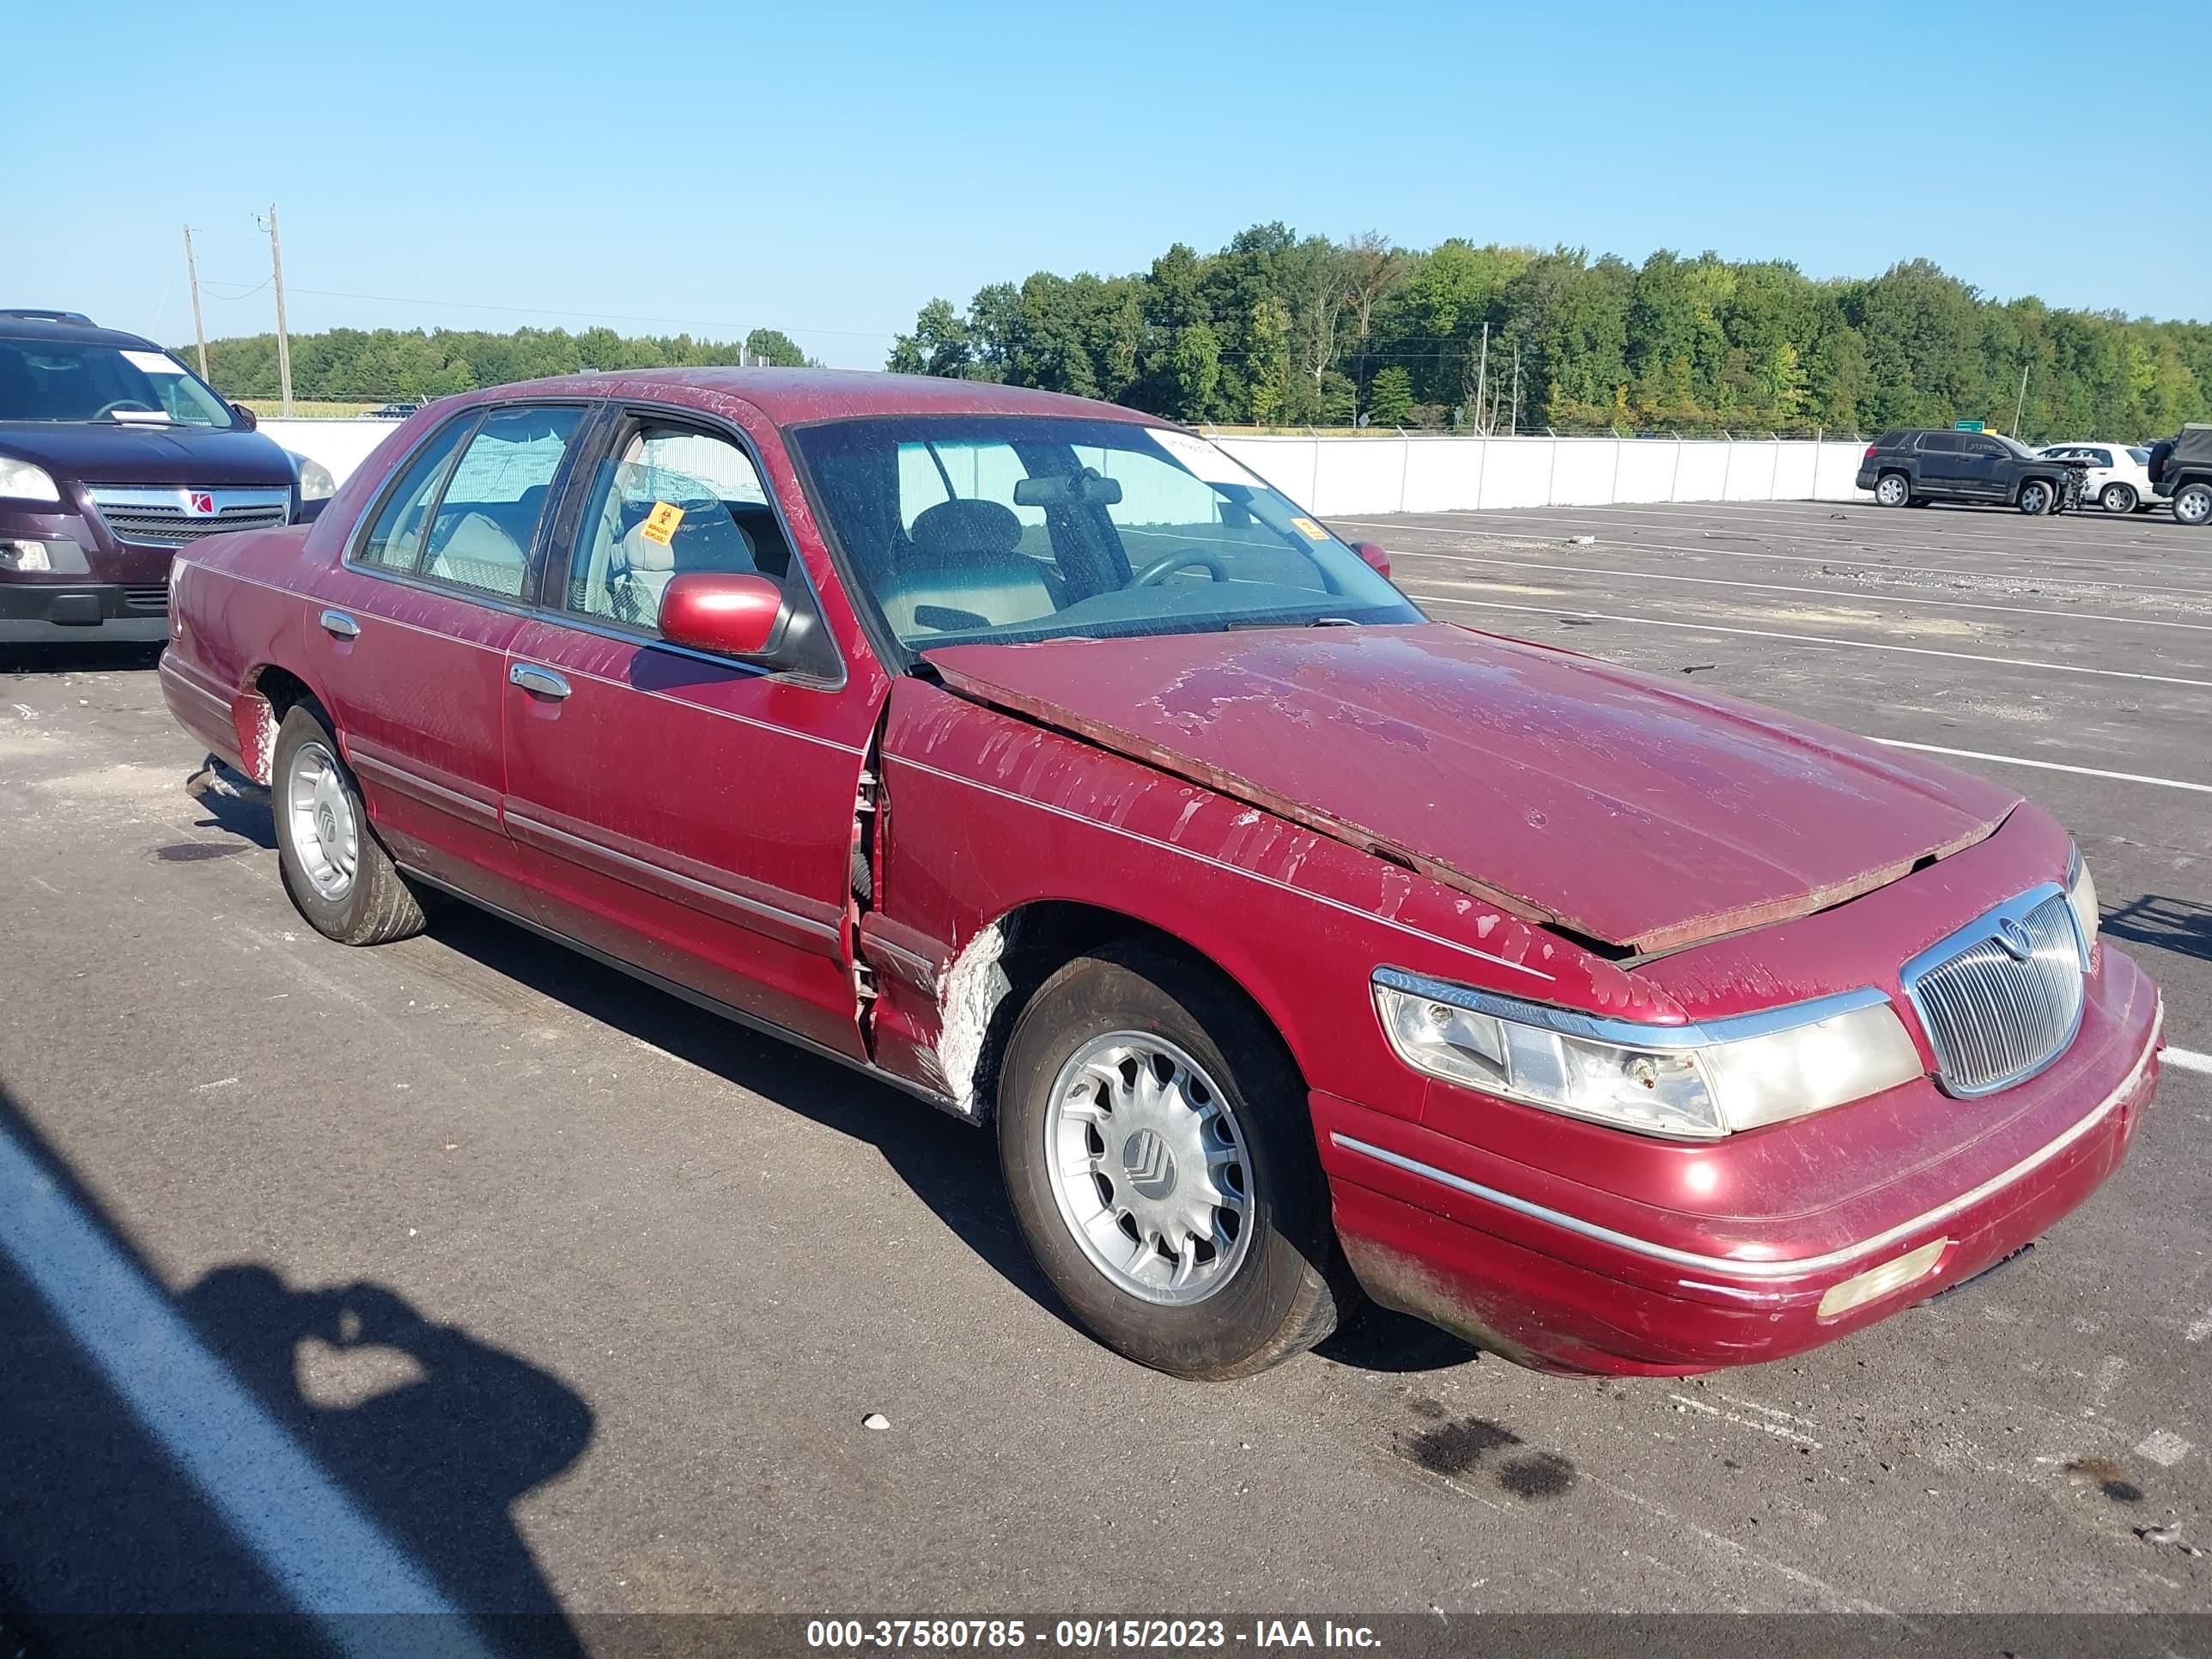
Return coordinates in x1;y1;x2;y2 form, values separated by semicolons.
250;665;315;721
958;901;1289;1122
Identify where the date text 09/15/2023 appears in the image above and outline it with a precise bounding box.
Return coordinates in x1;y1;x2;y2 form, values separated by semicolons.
805;1619;1382;1650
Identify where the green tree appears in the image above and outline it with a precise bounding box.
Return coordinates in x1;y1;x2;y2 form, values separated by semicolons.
744;327;808;368
1170;321;1221;421
1367;366;1414;426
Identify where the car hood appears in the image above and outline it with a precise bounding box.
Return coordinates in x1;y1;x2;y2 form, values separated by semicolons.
923;623;2020;954
0;422;295;488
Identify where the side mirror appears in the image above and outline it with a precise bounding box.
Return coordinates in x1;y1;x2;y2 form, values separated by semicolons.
1353;540;1392;579
659;571;785;659
229;402;258;430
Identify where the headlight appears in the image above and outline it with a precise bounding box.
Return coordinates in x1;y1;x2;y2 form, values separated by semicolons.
0;457;61;503
289;451;337;501
1372;969;1924;1139
2065;845;2098;965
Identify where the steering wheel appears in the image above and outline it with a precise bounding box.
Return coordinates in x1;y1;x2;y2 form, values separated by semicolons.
94;398;157;419
1133;550;1230;586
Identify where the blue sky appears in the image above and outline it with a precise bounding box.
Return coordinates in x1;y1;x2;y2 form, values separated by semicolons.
11;1;2206;368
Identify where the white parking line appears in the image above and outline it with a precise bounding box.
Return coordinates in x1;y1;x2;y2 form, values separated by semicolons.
2161;1047;2212;1075
1507;498;2183;558
1411;592;2212;690
1357;504;2197;572
1399;549;2212;635
1337;518;2212;604
1865;740;2212;796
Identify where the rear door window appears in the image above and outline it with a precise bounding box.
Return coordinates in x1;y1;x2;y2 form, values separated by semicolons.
1919;432;1965;453
356;416;474;573
419;406;585;600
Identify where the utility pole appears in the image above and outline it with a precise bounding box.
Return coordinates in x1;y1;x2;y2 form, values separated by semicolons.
1474;321;1489;435
257;204;294;416
2011;362;2029;439
1510;348;1522;436
181;226;209;380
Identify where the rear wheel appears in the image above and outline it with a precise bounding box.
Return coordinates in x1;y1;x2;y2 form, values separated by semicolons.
996;941;1345;1379
2101;483;2138;514
2018;478;2054;516
272;702;428;945
1875;471;1911;507
2175;483;2212;527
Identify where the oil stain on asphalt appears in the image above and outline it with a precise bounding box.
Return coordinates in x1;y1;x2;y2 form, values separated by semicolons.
1398;1401;1578;1499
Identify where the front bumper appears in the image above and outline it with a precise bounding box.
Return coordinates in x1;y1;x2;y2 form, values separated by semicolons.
1320;951;2161;1375
0;580;169;642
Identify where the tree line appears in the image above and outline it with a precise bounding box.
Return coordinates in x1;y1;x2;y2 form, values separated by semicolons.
180;325;814;403
886;227;2210;440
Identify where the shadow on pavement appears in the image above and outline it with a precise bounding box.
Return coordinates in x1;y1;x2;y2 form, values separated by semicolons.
2102;893;2212;966
0;642;166;677
0;1083;592;1658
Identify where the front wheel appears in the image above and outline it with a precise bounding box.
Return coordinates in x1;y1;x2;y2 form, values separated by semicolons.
2175;483;2212;527
272;702;429;945
2018;479;2054;516
2101;483;2138;514
1875;472;1911;507
996;942;1346;1379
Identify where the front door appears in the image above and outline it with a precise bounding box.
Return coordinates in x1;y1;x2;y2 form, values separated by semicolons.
310;402;588;911
499;410;874;1059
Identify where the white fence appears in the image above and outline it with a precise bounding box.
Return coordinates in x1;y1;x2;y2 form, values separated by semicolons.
266;419;1873;517
1211;433;1872;516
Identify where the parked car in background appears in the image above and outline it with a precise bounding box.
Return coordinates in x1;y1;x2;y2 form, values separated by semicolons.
0;311;318;643
1858;428;2086;514
2038;441;2156;514
159;368;2160;1381
365;402;422;421
2148;425;2212;527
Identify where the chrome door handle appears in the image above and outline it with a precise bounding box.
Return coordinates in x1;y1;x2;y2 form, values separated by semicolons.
508;662;571;700
319;608;361;640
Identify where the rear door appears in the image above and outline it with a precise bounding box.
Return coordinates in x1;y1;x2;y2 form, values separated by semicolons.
499;406;874;1059
308;402;588;909
1914;431;1970;496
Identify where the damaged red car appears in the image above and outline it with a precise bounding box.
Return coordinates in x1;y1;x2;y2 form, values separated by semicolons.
159;370;2163;1380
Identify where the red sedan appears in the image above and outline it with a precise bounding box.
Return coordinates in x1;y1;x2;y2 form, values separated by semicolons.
159;370;2162;1380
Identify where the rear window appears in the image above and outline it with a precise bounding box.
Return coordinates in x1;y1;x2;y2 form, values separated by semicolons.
1871;431;1908;450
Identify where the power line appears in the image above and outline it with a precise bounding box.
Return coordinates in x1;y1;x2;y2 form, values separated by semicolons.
196;281;900;341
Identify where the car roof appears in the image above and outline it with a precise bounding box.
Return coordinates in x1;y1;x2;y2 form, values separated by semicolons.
445;366;1172;429
0;313;160;351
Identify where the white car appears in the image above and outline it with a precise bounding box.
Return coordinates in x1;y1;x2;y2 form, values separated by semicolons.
2039;441;2156;513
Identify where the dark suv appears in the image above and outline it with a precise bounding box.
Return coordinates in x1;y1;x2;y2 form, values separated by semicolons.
0;310;307;643
1856;428;2085;514
2148;425;2212;527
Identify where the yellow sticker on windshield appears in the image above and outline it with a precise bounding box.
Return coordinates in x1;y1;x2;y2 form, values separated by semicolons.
640;501;684;546
1290;515;1329;541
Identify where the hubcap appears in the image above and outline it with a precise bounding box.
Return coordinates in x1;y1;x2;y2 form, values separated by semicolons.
1043;1032;1253;1305
1878;477;1905;505
2024;484;2047;512
2106;486;2133;513
2182;491;2212;526
286;740;358;902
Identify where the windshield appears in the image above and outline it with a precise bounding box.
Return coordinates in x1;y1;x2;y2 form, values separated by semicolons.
789;416;1419;652
2130;447;2151;465
0;338;238;427
1993;434;2035;458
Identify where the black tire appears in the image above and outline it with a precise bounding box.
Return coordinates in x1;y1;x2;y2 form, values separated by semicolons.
270;702;428;945
2101;483;2138;514
2176;483;2212;528
1874;471;1911;508
2017;478;2054;516
996;940;1346;1380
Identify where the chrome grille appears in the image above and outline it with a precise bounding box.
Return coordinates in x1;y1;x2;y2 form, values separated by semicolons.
86;486;289;547
1902;887;2084;1097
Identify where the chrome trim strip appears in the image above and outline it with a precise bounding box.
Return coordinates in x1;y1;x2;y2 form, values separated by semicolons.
1372;967;1889;1048
892;757;1553;982
87;485;291;511
1330;999;2158;1281
503;810;841;943
348;750;501;825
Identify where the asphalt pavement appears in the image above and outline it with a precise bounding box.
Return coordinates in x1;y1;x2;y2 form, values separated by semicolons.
0;496;2206;1644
